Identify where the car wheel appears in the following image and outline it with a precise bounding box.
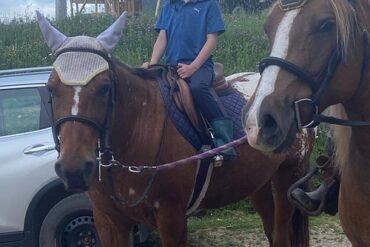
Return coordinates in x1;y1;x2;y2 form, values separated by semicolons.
39;193;101;247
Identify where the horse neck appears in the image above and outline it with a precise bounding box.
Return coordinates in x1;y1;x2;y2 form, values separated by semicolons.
111;63;167;162
331;5;370;172
335;63;370;175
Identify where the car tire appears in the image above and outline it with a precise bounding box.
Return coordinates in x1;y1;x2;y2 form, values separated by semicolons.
39;193;101;247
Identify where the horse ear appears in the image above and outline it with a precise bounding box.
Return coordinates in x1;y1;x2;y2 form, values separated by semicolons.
97;12;127;53
36;11;67;53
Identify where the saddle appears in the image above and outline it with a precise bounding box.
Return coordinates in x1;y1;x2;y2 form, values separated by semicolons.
164;63;231;132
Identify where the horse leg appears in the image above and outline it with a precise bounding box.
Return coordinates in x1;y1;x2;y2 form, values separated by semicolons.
92;207;136;247
249;182;274;246
156;202;187;247
271;160;309;247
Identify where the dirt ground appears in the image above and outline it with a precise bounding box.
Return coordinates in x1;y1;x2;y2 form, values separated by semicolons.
187;225;351;247
144;221;351;247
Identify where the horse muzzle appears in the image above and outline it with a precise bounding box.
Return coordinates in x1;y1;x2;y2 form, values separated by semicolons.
243;100;297;153
55;159;96;191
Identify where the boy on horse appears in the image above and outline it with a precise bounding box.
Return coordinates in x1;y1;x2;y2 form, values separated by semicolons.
143;0;237;159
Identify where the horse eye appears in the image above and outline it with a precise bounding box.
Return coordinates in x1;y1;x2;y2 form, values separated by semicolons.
318;20;335;33
97;84;111;96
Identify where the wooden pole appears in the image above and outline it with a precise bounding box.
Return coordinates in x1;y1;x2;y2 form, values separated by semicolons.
79;0;88;13
55;0;67;20
70;0;74;17
155;0;161;16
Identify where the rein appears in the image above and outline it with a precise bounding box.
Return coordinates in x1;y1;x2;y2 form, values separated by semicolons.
103;65;178;207
259;29;370;129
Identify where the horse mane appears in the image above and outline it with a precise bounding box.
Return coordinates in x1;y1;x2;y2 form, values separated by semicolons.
325;0;370;172
328;0;358;60
324;104;351;172
112;57;163;81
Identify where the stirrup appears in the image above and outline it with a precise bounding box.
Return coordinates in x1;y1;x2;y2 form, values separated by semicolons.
287;156;332;216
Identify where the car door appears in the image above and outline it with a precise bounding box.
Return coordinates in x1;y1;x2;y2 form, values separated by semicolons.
0;84;58;233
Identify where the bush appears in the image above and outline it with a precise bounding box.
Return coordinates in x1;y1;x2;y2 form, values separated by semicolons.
219;0;274;13
0;12;268;74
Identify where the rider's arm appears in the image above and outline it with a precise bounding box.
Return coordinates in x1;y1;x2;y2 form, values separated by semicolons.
191;32;218;71
177;33;218;78
150;30;167;65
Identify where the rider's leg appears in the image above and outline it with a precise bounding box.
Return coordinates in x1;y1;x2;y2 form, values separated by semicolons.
187;66;237;159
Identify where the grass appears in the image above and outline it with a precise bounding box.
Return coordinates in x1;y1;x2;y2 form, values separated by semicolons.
141;210;346;246
0;11;267;74
188;210;263;232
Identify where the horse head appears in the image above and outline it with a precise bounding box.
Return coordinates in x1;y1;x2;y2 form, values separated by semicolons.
242;0;369;153
37;11;127;191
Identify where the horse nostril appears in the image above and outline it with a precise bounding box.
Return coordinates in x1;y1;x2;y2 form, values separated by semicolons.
84;160;96;176
261;114;278;138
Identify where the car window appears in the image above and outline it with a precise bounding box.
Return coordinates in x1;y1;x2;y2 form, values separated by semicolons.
0;87;49;136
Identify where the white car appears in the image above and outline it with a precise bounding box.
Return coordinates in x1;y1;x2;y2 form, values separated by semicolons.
0;67;150;247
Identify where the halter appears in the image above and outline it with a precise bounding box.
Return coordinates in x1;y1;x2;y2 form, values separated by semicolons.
259;29;370;129
51;47;117;161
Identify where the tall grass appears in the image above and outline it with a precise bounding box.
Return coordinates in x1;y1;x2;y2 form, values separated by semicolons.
0;12;267;74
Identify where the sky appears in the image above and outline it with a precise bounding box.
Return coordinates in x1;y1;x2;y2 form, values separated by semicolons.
0;0;55;19
0;0;107;21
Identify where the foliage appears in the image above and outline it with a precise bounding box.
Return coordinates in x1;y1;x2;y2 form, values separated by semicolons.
0;12;267;74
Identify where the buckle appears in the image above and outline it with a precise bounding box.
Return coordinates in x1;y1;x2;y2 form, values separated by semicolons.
294;98;319;129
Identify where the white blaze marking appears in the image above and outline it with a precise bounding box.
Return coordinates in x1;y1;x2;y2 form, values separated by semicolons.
154;201;160;209
247;9;301;128
71;86;82;115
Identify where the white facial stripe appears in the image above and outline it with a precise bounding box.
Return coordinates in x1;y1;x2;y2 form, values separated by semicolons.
71;86;82;115
248;9;301;126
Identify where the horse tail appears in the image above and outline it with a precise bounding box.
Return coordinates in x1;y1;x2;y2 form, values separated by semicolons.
291;205;310;247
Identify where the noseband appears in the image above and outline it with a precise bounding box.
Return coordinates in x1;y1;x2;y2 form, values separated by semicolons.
259;30;370;129
50;47;117;161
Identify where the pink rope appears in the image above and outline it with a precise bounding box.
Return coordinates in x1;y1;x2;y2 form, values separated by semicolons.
156;135;248;171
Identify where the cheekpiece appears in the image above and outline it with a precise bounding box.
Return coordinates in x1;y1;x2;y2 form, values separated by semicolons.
279;0;308;11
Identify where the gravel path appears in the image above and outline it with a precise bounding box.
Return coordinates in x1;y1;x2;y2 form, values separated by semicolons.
186;223;351;247
142;217;351;246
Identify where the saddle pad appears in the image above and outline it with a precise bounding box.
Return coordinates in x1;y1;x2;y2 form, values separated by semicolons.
157;75;247;150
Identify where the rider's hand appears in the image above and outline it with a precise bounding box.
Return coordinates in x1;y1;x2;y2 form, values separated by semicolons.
177;63;196;79
141;62;151;69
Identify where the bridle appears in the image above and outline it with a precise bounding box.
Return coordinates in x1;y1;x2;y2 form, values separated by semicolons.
259;24;370;129
49;52;177;207
50;47;159;207
51;47;117;161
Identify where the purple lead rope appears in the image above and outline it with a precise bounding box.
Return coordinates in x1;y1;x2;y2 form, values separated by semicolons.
102;135;248;174
155;135;248;171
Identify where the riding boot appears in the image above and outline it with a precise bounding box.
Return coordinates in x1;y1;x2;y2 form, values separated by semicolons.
209;118;238;160
290;177;339;216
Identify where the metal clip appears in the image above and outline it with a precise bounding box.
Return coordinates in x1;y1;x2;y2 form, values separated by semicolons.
128;166;143;173
213;155;224;167
294;98;318;129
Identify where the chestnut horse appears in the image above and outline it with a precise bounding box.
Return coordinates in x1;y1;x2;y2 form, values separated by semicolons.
37;12;314;247
243;0;370;246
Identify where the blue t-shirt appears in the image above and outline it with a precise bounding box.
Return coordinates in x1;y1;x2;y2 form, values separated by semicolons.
155;0;225;71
